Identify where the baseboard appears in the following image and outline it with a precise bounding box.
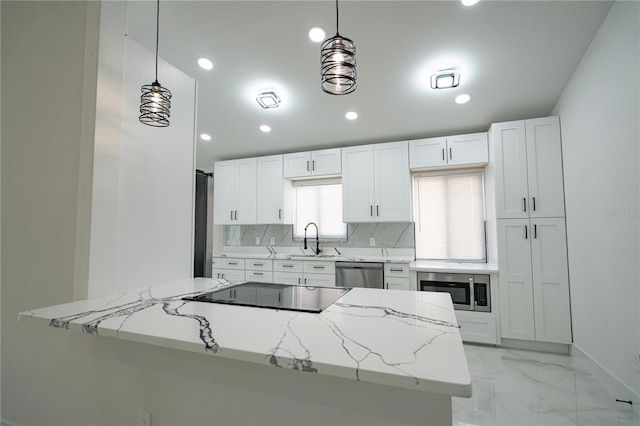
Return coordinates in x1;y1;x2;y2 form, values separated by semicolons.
572;343;640;418
500;338;570;354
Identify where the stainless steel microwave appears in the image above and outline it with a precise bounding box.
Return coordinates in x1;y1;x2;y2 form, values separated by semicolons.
418;272;490;312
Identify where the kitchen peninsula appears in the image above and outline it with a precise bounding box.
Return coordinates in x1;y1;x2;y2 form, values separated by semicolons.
19;278;471;425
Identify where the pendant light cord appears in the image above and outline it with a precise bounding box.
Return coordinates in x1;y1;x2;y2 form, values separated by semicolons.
335;0;340;35
154;0;160;82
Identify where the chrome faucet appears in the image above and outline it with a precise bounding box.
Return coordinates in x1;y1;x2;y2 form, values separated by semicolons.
303;222;321;255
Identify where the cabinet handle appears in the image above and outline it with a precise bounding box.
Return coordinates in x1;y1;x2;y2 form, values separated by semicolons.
312;160;315;171
449;147;452;160
524;225;528;239
306;160;310;171
304;278;307;285
278;209;282;219
283;264;293;268
390;268;403;272
523;198;527;212
228;262;238;265
532;197;536;211
298;278;301;284
254;272;263;276
254;263;263;267
230;210;234;220
370;205;373;217
376;205;379;216
442;148;445;161
534;224;537;239
313;266;324;269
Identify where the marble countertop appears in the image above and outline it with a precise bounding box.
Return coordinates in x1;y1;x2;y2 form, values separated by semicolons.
411;260;499;274
19;278;471;397
215;252;413;264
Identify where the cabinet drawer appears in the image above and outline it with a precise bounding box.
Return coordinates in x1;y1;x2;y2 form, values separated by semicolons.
272;272;303;285
273;260;303;273
214;257;245;270
455;311;497;344
303;273;336;287
384;263;410;277
246;271;274;283
246;259;273;271
303;261;335;275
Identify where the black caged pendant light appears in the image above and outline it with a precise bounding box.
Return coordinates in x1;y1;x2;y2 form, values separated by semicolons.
320;0;357;95
139;0;172;127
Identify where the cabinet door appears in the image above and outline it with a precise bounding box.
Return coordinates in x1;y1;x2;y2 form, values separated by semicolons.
283;152;312;178
493;121;530;219
257;155;292;224
447;133;489;166
234;158;257;224
385;277;411;291
525;117;565;218
213;160;236;225
342;145;376;222
409;137;447;169
530;218;571;343
311;148;342;176
374;141;411;222
497;219;535;341
215;269;245;283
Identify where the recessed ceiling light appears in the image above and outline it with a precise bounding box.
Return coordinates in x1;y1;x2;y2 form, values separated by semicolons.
455;94;471;104
461;0;480;6
256;91;281;109
199;133;212;141
431;70;460;89
259;125;272;133
345;111;358;120
197;57;213;70
309;27;326;43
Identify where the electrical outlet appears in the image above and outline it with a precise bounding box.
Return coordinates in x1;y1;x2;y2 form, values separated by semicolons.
255;237;260;245
137;410;151;426
269;237;275;245
369;237;376;247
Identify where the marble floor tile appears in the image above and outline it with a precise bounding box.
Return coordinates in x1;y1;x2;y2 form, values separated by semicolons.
453;344;639;426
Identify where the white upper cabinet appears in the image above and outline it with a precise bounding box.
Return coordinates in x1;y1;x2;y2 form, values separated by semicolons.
342;141;411;223
493;116;565;219
256;155;293;224
409;133;488;169
213;158;257;225
283;148;342;178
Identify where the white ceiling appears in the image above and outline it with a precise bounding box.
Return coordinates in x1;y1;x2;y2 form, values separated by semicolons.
125;1;612;170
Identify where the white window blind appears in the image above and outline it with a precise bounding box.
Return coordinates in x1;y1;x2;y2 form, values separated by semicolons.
293;181;347;240
412;170;485;261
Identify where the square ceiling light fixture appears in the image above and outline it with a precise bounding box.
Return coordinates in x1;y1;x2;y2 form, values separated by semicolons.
430;70;460;89
256;91;281;109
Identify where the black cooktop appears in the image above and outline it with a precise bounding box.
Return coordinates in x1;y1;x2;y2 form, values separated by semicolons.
183;282;350;313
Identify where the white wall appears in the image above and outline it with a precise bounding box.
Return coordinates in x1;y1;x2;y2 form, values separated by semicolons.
552;0;639;410
115;38;196;293
1;2;198;424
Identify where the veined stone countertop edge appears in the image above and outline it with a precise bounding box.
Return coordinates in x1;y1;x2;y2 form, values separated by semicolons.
18;278;472;398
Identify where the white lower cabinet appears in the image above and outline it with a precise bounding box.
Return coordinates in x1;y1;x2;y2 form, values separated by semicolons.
497;217;572;344
384;263;411;290
455;311;498;345
213;257;246;282
245;259;274;283
272;260;336;286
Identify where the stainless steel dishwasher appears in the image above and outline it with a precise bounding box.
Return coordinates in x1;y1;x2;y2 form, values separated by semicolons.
335;262;384;289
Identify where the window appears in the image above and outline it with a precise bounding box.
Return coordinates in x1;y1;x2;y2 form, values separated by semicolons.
293;179;347;240
412;170;485;261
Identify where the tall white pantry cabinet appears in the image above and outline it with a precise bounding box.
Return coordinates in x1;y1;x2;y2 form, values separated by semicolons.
493;116;572;344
